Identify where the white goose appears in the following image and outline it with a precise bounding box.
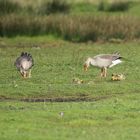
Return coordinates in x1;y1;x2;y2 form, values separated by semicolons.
84;53;122;77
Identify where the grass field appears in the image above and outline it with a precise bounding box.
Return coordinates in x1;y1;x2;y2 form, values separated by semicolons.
0;36;140;100
0;93;140;140
0;36;140;139
0;0;140;139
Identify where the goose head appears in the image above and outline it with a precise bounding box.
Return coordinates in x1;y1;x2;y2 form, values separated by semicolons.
84;63;88;71
83;57;94;71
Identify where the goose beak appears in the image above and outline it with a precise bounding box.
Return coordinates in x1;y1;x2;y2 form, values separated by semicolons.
84;64;88;72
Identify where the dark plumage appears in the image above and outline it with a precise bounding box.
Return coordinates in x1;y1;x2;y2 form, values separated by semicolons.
15;52;34;78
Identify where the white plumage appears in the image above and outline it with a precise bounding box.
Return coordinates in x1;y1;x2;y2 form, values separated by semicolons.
109;59;122;68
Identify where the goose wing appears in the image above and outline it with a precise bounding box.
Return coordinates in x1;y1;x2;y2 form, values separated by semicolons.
93;53;122;67
96;54;121;61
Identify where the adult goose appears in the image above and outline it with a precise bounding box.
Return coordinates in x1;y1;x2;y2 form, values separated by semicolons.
84;53;122;77
15;52;34;78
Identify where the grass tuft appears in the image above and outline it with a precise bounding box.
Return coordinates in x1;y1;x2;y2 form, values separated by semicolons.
98;1;131;12
0;0;21;15
107;1;130;12
37;0;70;15
0;15;139;42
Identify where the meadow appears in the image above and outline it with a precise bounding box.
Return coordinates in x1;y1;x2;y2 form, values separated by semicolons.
0;0;140;139
0;0;140;42
0;36;140;100
0;36;140;139
0;94;140;140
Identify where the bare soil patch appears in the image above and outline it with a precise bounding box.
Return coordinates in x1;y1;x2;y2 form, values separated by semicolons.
0;95;111;102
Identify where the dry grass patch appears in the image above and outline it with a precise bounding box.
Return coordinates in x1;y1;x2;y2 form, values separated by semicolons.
0;14;140;41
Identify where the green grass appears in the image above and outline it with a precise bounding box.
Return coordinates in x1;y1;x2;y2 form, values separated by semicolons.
0;36;140;100
71;2;97;14
0;36;140;139
1;0;140;16
0;93;140;140
0;1;140;139
0;1;140;41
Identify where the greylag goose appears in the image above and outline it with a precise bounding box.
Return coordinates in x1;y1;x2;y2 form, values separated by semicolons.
15;52;34;78
84;53;122;77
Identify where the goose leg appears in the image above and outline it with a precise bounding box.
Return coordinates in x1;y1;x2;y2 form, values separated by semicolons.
20;69;24;77
100;68;104;77
104;67;107;77
23;71;27;78
28;69;31;78
26;71;29;78
25;70;31;78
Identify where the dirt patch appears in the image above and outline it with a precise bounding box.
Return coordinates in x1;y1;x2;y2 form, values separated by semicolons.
0;95;111;102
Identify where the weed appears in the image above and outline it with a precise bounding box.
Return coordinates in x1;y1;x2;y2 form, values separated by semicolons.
38;0;70;15
107;1;130;12
0;0;21;15
0;15;139;41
